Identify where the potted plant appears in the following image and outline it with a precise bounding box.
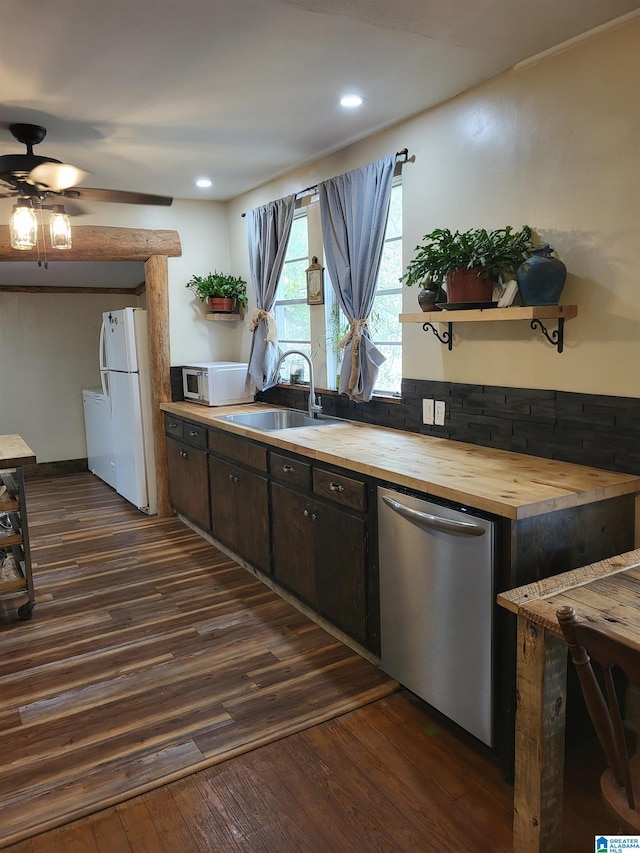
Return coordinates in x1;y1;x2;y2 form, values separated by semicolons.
402;226;534;305
186;271;248;313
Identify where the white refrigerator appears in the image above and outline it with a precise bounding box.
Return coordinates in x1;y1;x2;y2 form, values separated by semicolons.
83;307;156;515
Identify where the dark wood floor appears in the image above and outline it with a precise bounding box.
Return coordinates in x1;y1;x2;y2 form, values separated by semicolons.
1;473;611;851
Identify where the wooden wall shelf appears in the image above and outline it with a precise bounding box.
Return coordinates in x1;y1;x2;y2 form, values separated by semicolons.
399;305;577;353
206;313;243;322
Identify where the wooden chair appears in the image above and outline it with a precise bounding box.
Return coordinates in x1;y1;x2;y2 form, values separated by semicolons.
557;604;640;832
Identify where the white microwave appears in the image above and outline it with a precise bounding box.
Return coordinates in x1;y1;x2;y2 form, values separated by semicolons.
182;361;253;406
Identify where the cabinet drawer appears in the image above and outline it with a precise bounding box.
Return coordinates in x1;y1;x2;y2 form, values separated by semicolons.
208;429;268;472
313;468;366;512
164;413;184;439
270;453;312;491
181;421;208;449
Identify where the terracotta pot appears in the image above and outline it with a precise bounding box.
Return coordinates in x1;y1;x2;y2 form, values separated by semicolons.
445;267;494;303
207;297;235;313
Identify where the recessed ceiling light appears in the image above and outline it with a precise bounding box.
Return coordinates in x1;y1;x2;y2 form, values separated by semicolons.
340;94;363;108
196;178;212;188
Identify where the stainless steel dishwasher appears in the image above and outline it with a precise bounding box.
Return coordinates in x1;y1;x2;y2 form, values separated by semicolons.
377;486;495;746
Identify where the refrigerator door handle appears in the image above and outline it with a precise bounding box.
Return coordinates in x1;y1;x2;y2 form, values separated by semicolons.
381;495;486;537
98;321;112;415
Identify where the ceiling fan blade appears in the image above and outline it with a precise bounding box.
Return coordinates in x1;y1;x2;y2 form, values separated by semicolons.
59;187;173;206
28;162;89;191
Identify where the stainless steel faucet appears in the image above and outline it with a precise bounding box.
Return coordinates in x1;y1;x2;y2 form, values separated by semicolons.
274;350;323;418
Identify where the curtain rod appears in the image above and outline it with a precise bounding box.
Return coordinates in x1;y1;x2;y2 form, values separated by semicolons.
241;149;411;217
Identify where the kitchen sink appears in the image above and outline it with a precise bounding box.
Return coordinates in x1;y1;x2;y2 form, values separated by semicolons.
218;409;342;431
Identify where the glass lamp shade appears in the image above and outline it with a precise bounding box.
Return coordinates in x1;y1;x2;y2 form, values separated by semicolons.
49;205;72;250
9;200;38;250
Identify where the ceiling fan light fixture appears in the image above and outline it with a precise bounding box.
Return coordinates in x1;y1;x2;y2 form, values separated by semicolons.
9;199;38;250
49;204;72;250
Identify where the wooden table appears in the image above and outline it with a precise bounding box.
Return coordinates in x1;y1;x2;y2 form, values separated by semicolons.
498;548;640;852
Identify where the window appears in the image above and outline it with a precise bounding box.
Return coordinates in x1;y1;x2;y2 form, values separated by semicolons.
274;181;402;396
326;181;403;396
273;210;311;382
370;180;402;395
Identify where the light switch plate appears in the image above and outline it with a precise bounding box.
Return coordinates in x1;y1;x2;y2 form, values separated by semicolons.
422;398;434;425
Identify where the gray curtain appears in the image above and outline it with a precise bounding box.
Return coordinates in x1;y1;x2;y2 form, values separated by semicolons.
319;155;395;403
245;194;296;391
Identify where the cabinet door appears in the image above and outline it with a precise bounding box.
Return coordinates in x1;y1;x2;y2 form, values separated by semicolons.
209;456;239;551
235;467;270;573
314;502;367;644
210;457;271;573
271;483;315;604
166;437;210;530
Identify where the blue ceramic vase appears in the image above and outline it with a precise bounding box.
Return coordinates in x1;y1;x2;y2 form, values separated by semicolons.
516;245;567;306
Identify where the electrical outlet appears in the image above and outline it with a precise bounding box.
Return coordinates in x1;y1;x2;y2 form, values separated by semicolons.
435;400;446;426
422;398;434;425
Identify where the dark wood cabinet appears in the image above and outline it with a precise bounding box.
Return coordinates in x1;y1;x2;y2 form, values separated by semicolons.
271;483;316;603
208;429;270;573
164;418;377;651
165;436;210;530
209;456;270;572
314;503;367;644
271;455;371;647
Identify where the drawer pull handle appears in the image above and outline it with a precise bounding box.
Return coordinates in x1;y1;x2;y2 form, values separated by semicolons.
229;473;239;484
169;421;178;429
188;430;199;437
282;464;294;473
329;482;344;492
180;449;188;460
303;507;310;517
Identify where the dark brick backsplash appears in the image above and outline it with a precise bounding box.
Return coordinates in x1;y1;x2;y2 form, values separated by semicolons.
171;368;639;478
170;366;184;401
257;379;640;476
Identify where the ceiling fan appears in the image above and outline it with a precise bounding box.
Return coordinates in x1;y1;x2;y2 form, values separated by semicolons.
0;123;173;207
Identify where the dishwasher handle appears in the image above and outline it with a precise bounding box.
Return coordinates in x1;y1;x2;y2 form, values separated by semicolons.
381;495;486;537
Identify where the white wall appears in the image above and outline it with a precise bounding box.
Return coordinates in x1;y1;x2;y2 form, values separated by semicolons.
0;291;142;462
228;17;640;399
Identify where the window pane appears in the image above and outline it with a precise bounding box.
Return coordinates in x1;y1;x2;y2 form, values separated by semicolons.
279;259;307;300
373;343;402;394
371;293;402;342
274;302;310;341
384;184;402;240
274;210;310;372
287;216;308;259
376;238;402;291
371;182;402;396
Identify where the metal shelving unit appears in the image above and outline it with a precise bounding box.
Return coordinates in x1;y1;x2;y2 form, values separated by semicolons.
0;436;36;620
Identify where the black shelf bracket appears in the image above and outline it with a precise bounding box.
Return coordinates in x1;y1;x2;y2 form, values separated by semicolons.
422;320;453;351
530;317;565;353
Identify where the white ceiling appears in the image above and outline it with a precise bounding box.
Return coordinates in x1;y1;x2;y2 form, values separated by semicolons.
2;0;638;205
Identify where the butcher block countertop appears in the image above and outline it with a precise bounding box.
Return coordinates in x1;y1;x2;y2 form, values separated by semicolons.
161;402;640;521
0;434;36;469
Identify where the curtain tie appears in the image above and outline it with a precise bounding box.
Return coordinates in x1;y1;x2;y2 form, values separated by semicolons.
248;309;278;343
339;318;369;390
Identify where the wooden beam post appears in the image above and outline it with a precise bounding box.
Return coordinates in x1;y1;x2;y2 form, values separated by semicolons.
512;616;568;852
144;255;172;517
